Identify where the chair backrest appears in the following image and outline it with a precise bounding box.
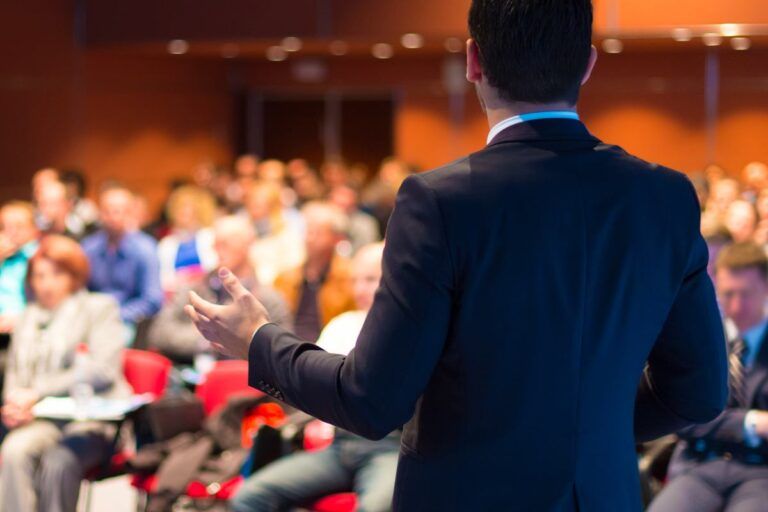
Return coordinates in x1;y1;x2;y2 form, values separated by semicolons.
195;360;263;416
123;349;172;397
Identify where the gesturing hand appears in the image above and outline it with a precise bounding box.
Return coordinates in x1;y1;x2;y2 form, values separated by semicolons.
185;268;270;360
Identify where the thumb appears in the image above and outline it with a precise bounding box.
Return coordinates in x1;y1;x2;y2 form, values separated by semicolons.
218;267;250;300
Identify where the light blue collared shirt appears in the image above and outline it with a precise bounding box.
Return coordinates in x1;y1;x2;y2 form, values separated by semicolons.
486;110;581;145
741;320;767;369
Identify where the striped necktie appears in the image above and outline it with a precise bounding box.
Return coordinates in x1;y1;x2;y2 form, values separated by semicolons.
729;337;749;407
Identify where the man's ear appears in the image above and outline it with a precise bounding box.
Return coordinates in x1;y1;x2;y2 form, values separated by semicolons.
466;39;483;84
581;45;598;86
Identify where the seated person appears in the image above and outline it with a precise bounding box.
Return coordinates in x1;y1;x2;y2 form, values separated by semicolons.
148;216;292;365
274;201;356;342
157;185;218;297
0;201;39;334
35;179;94;240
649;242;768;512
232;243;400;512
81;185;163;329
0;235;131;512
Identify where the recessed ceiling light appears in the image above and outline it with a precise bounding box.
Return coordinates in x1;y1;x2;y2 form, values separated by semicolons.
372;43;394;60
444;37;464;53
282;37;303;52
266;46;288;62
167;39;189;55
702;33;723;47
672;28;693;42
731;37;752;51
602;38;624;54
720;24;741;37
221;44;239;59
329;40;348;56
401;33;424;49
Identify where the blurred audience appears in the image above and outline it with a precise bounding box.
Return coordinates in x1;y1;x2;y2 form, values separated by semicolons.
361;157;412;232
0;202;39;334
245;180;306;286
287;159;326;205
81;185;162;330
329;184;381;254
0;235;130;512
148;215;292;365
232;243;399;512
35;179;94;240
724;200;758;244
59;169;99;229
649;242;768;511
274;201;355;342
157;185;218;296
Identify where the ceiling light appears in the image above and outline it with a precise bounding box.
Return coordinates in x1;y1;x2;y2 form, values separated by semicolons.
672;28;693;42
444;37;464;53
167;39;189;55
282;37;303;52
329;40;348;56
372;43;394;60
401;33;424;49
702;33;723;47
731;37;752;51
602;38;624;54
720;24;741;37
266;46;288;62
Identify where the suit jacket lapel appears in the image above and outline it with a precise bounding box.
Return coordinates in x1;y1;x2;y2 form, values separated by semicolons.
745;326;768;405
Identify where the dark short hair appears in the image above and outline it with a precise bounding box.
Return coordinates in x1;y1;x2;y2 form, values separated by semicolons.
468;0;593;104
716;242;768;281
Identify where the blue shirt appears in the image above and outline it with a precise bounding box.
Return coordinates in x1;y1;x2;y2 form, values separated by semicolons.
742;320;768;368
81;230;163;325
0;241;37;315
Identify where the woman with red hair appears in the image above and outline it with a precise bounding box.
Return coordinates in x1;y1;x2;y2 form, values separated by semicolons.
0;235;129;512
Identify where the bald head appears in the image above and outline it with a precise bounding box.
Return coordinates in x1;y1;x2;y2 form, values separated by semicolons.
37;181;70;229
213;216;256;276
351;242;384;312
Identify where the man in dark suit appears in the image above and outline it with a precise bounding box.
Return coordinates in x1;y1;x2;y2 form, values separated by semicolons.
186;1;728;510
649;242;768;512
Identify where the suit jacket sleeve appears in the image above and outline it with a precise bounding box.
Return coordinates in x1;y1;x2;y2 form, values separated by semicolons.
248;174;454;439
675;408;749;445
634;180;729;442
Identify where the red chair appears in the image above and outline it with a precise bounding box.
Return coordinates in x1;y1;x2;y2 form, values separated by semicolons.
81;349;172;511
131;360;263;508
194;360;263;416
123;349;173;398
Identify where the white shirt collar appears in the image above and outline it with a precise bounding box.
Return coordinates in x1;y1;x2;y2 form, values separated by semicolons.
487;111;580;145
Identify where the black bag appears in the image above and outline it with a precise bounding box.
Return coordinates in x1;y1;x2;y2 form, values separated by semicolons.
134;392;205;445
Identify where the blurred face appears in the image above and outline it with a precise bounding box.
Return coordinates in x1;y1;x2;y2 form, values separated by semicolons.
100;189;134;236
716;266;768;334
259;161;286;185
246;188;272;221
744;162;768;191
710;179;740;213
305;217;340;262
213;229;251;272
30;257;76;310
236;155;259;179
174;200;199;232
757;191;768;221
351;247;383;312
321;163;349;189
725;202;757;243
0;207;37;248
37;184;70;224
32;169;59;199
329;186;357;214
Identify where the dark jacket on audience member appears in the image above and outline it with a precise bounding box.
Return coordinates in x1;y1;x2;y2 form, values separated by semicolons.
246;119;728;511
671;326;768;470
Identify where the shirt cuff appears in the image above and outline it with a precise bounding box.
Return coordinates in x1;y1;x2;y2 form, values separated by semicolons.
744;410;762;448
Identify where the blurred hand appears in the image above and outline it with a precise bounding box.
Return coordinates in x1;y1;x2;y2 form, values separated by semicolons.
185;268;270;360
750;410;768;438
2;388;39;429
0;314;17;333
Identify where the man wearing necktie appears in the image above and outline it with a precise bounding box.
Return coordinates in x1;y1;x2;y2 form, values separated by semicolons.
187;1;728;510
650;242;768;512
